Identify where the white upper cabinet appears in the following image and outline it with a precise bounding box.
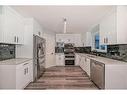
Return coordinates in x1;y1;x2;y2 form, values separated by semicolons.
73;34;83;47
56;34;74;43
100;7;116;45
56;34;82;47
0;6;24;44
100;6;127;45
83;32;92;47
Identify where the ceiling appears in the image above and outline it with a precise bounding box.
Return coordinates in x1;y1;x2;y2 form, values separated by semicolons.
12;6;114;33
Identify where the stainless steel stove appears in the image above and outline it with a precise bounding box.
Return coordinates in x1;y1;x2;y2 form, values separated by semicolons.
64;43;75;65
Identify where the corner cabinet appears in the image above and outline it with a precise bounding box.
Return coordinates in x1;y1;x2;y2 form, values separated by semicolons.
0;6;24;44
100;6;127;45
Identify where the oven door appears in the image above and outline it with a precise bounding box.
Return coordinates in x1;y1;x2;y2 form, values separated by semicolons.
65;59;75;65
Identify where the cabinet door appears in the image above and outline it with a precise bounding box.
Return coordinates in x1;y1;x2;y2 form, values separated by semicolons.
27;60;33;83
16;64;24;89
0;6;3;42
82;57;87;72
14;13;24;44
56;34;64;42
3;7;16;44
80;56;84;70
56;54;64;66
64;35;74;43
85;32;92;47
86;58;91;76
74;34;82;47
1;6;24;44
23;61;33;87
75;54;80;66
100;9;116;45
116;6;127;44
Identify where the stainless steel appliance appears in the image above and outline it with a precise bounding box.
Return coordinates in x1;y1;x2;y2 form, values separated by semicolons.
55;42;64;53
56;42;64;47
33;35;46;81
90;59;105;89
64;43;75;65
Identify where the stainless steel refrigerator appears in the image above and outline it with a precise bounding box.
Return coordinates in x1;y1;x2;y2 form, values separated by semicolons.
33;35;46;81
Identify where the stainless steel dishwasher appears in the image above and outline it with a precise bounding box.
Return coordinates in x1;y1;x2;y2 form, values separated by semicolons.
90;59;105;89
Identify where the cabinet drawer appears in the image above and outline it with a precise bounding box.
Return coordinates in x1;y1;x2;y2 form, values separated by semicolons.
16;60;32;69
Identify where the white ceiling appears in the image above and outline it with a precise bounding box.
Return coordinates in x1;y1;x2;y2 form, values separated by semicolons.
12;6;114;33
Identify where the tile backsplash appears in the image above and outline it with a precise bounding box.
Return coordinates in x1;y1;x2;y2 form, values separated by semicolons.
90;44;127;62
0;44;15;61
106;44;127;62
74;47;91;53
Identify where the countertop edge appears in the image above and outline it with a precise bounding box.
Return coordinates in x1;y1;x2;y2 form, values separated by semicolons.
75;53;127;65
0;58;33;65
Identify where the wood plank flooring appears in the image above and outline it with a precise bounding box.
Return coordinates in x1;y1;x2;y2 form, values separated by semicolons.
25;66;98;90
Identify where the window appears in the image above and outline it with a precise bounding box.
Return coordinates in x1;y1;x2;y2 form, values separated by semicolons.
95;34;99;49
94;33;107;52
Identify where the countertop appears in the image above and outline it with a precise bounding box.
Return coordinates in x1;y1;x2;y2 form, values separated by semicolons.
0;58;32;65
76;53;127;65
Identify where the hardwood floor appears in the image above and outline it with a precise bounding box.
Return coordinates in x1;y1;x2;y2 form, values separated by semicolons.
25;66;98;90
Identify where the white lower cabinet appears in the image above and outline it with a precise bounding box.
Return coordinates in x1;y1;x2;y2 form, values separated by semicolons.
0;59;33;89
75;54;81;66
85;58;91;76
80;57;85;70
56;54;64;66
16;60;33;89
77;54;91;77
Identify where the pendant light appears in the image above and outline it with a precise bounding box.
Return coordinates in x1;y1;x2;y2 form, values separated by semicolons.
63;18;67;33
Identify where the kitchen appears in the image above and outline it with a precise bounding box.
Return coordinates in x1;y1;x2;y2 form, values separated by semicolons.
0;5;127;90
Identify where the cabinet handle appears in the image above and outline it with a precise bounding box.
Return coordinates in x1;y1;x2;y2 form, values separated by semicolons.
26;67;28;74
17;37;19;43
106;38;108;43
14;36;16;42
23;63;29;66
104;38;105;43
24;68;28;75
24;68;26;75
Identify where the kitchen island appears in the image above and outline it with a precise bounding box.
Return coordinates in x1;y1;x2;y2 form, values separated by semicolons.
75;53;127;89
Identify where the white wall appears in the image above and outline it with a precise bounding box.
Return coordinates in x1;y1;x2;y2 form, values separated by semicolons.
33;19;44;37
